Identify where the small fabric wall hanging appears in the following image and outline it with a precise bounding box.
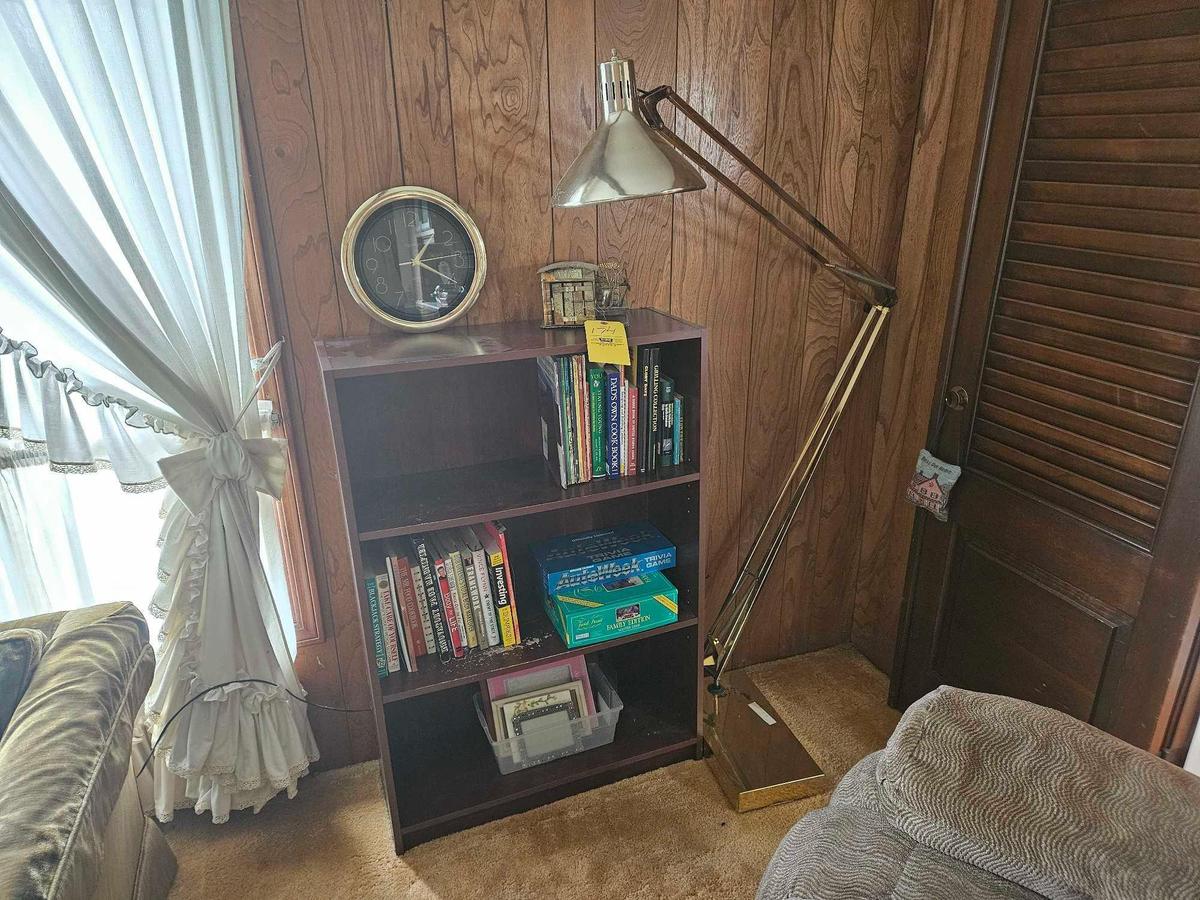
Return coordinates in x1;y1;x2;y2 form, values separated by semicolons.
905;386;968;522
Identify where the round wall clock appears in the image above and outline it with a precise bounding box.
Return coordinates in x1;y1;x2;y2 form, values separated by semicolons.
340;186;487;332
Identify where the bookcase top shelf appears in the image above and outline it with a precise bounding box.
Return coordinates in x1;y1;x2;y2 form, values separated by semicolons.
316;308;702;379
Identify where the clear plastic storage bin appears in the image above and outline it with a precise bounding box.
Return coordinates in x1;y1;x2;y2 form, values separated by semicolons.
475;663;624;774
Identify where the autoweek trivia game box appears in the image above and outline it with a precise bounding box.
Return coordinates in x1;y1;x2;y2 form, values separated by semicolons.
531;522;676;593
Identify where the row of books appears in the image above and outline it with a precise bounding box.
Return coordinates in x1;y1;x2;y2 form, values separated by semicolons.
537;345;685;489
365;522;522;676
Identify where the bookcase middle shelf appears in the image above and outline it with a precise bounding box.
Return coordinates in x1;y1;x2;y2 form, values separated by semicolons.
354;456;700;541
375;613;698;702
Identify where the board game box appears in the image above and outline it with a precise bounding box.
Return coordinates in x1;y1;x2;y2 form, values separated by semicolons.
531;522;676;593
544;569;679;649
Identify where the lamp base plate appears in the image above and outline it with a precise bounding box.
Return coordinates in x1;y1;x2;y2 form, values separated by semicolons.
704;670;829;812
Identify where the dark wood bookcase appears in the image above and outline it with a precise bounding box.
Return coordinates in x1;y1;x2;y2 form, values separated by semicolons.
317;309;706;852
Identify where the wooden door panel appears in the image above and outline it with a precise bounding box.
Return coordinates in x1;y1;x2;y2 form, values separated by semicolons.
982;364;1184;442
1028;113;1200;140
985;349;1190;423
1019;160;1200;188
1034;85;1200;116
977;385;1177;465
953;475;1152;618
968;451;1157;546
1047;6;1200;45
973;419;1166;506
894;0;1200;754
931;539;1129;721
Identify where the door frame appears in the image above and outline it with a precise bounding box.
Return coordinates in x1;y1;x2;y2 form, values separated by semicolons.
890;0;1042;706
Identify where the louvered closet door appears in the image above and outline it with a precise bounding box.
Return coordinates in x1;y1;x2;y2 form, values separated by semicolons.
894;0;1200;754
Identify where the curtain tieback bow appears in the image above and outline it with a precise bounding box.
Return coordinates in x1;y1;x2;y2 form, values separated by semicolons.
157;341;288;516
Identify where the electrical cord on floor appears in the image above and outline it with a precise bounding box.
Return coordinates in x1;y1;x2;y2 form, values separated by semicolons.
135;678;373;779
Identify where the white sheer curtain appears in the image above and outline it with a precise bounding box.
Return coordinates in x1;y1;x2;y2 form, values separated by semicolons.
0;0;317;822
0;455;163;622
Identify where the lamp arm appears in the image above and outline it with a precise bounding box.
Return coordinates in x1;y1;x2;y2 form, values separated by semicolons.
641;85;896;309
633;85;898;689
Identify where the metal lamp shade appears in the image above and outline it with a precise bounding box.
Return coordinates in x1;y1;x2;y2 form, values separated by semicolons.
552;54;705;208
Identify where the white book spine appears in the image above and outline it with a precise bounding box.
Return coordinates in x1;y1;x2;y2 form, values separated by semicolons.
463;556;493;648
409;557;435;653
472;545;501;646
619;377;628;477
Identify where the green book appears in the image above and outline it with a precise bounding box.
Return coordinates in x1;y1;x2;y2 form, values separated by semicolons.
672;395;683;466
558;356;576;484
365;576;388;678
588;364;607;478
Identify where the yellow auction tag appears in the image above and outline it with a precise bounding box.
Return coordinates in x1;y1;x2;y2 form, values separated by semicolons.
584;319;631;366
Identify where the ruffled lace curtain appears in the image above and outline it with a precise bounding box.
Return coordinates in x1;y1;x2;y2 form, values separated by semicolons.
0;0;317;822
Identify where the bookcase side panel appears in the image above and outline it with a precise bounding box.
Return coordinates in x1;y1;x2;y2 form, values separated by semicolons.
321;366;407;853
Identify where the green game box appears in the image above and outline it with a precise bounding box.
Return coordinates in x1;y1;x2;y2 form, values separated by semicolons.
543;570;679;649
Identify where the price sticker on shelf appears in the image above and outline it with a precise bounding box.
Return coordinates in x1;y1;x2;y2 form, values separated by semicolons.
584;319;631;366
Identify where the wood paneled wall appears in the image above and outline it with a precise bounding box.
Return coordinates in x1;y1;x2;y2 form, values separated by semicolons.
233;0;992;768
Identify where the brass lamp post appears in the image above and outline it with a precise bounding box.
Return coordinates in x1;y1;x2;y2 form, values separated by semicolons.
553;52;897;812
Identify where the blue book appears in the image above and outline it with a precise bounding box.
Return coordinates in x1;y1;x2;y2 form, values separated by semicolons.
604;364;621;477
532;522;676;593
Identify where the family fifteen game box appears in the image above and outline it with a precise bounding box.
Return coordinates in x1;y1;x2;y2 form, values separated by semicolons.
542;570;679;649
531;522;676;593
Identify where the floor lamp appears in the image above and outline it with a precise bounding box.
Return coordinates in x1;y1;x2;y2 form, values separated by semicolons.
553;53;898;812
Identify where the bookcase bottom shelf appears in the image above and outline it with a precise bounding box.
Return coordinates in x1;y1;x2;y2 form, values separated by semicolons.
393;704;700;847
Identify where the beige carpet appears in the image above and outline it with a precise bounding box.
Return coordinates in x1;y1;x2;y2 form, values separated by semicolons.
164;646;899;899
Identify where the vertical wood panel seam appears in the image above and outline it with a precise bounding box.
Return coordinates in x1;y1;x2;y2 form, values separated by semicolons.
543;0;556;256
669;0;682;315
774;0;841;649
737;0;782;542
293;0;352;337
382;0;408;185
785;0;876;650
442;1;461;201
838;0;921;633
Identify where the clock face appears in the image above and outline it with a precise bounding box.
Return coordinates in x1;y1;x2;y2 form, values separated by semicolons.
348;193;483;329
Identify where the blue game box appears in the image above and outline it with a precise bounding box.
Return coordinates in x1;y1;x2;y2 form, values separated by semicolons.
531;522;676;593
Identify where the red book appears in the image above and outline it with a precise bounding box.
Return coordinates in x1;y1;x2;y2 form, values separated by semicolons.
433;553;465;658
483;521;521;643
390;553;426;659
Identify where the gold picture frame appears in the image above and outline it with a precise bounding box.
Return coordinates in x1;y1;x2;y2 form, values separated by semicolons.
339;185;488;333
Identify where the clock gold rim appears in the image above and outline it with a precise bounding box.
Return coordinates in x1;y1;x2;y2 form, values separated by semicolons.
340;186;488;333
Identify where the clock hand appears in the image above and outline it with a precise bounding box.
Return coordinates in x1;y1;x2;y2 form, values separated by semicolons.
397;253;465;266
411;236;435;266
414;258;459;284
